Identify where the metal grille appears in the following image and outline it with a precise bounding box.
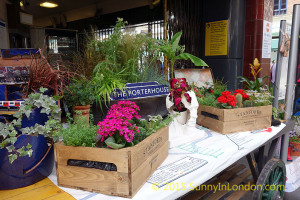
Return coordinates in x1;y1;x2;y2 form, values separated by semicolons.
94;20;164;41
167;0;203;69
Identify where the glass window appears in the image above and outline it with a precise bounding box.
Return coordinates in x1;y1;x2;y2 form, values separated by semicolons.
273;0;287;15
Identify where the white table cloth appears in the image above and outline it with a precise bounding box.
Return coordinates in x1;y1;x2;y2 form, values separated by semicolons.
49;124;286;200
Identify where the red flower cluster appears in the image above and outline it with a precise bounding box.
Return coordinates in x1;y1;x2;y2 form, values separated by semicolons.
169;78;192;112
217;91;237;107
234;89;249;100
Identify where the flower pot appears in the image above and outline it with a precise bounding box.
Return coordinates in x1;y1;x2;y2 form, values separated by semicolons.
73;105;90;123
290;141;300;157
0;135;54;189
173;109;188;125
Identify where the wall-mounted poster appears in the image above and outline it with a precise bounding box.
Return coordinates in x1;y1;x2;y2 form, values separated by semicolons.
205;20;228;56
262;20;272;58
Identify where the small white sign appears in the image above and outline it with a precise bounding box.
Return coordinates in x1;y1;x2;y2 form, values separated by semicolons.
262;20;272;58
20;12;33;25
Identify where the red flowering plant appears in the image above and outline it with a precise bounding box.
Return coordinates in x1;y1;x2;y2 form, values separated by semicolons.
169;78;192;112
217;91;237;108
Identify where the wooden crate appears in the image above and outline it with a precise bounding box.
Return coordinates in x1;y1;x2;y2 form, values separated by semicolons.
197;105;272;134
54;126;169;198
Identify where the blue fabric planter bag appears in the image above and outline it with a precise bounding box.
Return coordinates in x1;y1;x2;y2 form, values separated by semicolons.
0;105;53;189
21;108;49;128
0;134;54;189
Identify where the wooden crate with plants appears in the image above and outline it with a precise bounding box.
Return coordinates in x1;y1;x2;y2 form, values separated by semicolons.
55;101;172;198
194;59;272;134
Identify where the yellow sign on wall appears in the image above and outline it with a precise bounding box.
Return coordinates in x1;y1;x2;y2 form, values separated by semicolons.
205;20;228;56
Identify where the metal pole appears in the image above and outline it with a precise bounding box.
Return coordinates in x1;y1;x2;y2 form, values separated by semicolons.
163;0;168;79
273;20;286;109
281;4;300;163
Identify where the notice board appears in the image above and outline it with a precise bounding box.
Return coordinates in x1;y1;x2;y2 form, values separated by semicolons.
205;20;228;56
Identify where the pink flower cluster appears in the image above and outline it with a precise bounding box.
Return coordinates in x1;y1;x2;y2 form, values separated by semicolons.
97;101;141;143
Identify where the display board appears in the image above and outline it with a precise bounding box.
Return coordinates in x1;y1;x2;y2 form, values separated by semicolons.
205;20;228;56
175;68;214;88
109;82;169;100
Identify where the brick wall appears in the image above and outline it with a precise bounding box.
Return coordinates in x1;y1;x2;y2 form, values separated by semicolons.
243;0;273;81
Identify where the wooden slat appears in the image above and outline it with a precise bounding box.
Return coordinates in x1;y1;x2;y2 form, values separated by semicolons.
226;180;254;200
55;142;130;173
56;165;130;196
206;169;252;200
130;126;169;172
182;164;246;200
223;105;272;122
0;111;17;115
0;178;74;200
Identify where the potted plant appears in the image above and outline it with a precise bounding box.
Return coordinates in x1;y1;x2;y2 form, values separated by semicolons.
193;80;272;134
0;87;61;189
168;78;192;124
289;116;300;156
237;58;269;93
159;31;208;78
23;52;69;98
80;18;169;120
55;100;173;197
64;77;95;123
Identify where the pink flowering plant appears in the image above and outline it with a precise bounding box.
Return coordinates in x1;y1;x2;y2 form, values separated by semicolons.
97;100;173;149
97;101;141;149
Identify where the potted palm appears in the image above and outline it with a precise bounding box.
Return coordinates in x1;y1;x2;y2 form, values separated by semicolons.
159;31;208;78
0;87;61;189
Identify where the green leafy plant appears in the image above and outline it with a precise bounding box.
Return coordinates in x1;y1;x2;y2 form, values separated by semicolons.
0;87;61;163
159;31;208;78
272;107;284;120
58;113;98;147
132;115;174;145
247;89;272;106
90;18;164;107
64;77;95;106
